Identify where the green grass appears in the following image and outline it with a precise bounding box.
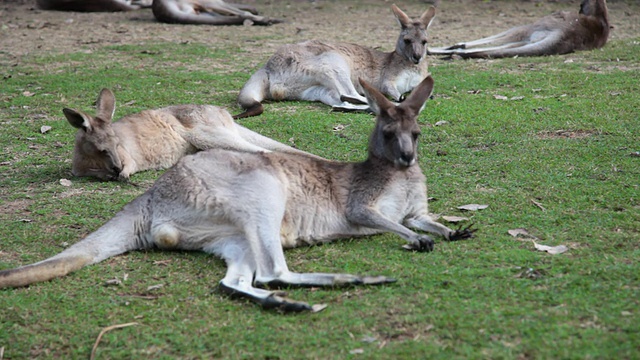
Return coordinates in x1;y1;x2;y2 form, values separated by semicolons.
1;38;639;359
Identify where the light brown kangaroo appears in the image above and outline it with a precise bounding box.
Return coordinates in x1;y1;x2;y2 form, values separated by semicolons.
64;88;320;181
36;0;151;12
234;4;436;118
151;0;283;26
428;0;609;59
0;76;474;312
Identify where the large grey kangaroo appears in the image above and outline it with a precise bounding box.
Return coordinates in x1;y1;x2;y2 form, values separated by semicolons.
64;88;319;181
234;4;436;118
428;0;609;59
0;76;474;311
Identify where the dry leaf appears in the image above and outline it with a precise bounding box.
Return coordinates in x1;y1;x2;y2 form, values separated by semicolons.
22;91;35;97
493;95;508;100
104;278;122;286
361;335;377;343
40;125;52;134
434;120;448;126
146;284;164;291
349;349;364;355
442;215;469;223
510;96;524;101
507;228;533;238
457;204;488;211
59;178;72;187
533;242;568;255
332;124;345;132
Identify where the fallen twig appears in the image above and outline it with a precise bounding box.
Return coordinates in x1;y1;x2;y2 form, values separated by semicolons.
531;199;546;212
90;322;139;360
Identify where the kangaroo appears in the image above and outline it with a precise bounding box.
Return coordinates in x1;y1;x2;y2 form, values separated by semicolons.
233;4;436;119
36;0;151;12
151;0;283;26
64;88;320;181
0;76;474;312
428;0;609;59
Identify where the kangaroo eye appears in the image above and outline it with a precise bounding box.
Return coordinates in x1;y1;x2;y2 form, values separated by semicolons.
404;38;412;44
421;40;427;46
413;132;421;140
383;131;394;140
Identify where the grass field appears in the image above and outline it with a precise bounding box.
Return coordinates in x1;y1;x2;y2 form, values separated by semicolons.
1;28;639;360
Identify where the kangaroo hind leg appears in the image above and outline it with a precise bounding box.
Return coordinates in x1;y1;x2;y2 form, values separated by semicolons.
210;237;313;312
235;67;268;119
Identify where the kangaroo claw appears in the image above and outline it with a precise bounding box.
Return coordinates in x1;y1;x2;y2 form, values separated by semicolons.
449;223;477;241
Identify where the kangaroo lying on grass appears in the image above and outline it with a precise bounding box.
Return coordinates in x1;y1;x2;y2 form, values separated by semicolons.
234;4;436;118
152;0;283;26
428;0;609;59
36;0;151;12
64;88;318;181
0;76;474;311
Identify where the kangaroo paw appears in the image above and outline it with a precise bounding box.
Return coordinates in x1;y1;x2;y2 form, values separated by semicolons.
449;223;477;241
402;235;434;252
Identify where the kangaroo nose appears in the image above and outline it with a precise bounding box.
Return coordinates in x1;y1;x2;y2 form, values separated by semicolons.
399;152;415;166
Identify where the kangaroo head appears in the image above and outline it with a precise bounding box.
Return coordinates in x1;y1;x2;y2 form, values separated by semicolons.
63;88;123;181
361;75;434;168
392;4;436;65
579;0;608;18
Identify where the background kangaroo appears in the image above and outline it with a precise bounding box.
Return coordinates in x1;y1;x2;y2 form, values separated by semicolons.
65;88;319;181
234;4;436;118
152;0;283;26
0;76;474;312
36;0;150;12
428;0;609;59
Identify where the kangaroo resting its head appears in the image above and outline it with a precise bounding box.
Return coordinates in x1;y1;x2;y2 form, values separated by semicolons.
63;89;124;181
393;4;436;65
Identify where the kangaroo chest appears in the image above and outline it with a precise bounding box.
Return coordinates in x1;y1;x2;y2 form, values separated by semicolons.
279;168;424;248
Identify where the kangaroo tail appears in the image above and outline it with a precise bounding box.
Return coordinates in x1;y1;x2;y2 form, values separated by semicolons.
0;194;151;289
235;125;325;160
234;68;269;119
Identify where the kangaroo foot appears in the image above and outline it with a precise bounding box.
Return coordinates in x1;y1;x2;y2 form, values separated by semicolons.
402;234;434;252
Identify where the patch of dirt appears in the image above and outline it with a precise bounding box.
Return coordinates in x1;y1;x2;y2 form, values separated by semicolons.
0;0;638;64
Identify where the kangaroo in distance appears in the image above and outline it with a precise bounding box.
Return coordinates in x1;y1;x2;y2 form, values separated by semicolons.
234;4;436;119
37;0;283;25
64;88;319;181
0;76;474;311
428;0;609;59
36;0;150;12
152;0;283;26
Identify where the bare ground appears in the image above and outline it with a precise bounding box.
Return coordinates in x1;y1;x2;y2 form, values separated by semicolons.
1;0;638;65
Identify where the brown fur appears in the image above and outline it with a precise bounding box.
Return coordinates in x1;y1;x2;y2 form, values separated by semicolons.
64;88;321;181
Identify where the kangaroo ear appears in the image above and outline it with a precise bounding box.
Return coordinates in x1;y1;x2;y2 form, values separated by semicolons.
359;78;394;116
420;6;436;29
63;108;94;132
96;88;116;122
391;4;411;29
400;75;434;114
